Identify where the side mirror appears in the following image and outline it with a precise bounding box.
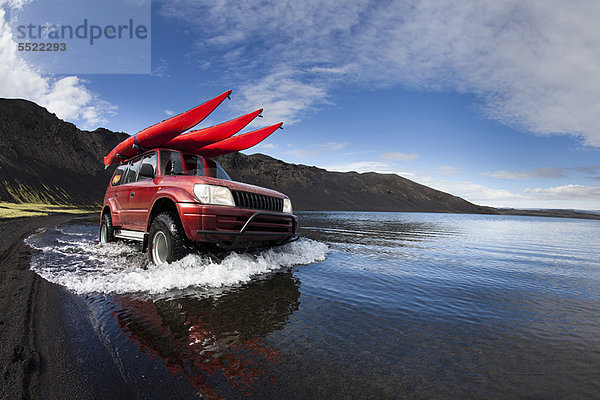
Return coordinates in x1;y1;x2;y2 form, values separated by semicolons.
139;163;155;179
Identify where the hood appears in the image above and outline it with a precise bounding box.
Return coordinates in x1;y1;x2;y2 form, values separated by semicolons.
199;177;287;199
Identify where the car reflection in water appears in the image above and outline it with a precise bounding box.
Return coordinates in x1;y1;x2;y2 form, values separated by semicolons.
112;271;301;399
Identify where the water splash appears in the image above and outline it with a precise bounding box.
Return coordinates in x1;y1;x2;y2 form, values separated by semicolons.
27;223;327;295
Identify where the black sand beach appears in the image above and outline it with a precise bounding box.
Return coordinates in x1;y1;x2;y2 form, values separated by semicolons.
1;215;85;399
0;215;133;399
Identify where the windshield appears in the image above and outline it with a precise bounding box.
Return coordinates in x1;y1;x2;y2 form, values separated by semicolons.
205;158;231;180
182;153;205;176
159;150;231;180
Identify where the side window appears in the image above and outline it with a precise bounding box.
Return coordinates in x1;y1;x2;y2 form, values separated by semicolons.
159;150;183;175
111;165;127;186
136;151;157;181
123;157;142;184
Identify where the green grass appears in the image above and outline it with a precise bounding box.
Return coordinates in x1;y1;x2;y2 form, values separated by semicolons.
0;202;97;219
2;180;72;204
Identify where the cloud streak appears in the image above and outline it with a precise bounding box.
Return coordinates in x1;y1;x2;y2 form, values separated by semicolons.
234;69;328;125
284;142;348;159
161;0;600;146
380;152;419;161
524;185;600;201
482;166;600;180
411;177;600;210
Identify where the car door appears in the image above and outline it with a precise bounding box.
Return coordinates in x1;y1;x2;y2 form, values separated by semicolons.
127;151;159;229
106;163;129;226
119;155;143;229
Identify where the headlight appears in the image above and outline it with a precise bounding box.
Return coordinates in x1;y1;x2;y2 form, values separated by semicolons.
193;184;235;206
283;198;293;214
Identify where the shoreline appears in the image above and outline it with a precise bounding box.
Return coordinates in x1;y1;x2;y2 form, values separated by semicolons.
0;214;131;399
295;208;600;220
0;214;91;399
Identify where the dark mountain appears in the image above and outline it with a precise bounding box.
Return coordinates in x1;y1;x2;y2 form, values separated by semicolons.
1;98;596;219
0;98;493;213
0;99;127;205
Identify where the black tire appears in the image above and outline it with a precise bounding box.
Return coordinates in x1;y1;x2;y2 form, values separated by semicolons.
99;212;115;243
147;211;188;264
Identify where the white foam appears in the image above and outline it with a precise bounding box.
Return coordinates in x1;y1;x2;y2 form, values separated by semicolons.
28;225;328;295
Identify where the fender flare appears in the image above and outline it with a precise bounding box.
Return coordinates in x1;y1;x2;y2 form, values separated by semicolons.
106;197;122;226
145;188;198;231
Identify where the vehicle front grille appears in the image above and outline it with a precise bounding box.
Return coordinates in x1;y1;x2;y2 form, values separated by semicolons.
231;190;283;212
216;214;294;234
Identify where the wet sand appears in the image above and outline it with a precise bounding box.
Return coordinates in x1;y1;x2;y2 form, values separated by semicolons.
1;215;83;399
0;215;129;399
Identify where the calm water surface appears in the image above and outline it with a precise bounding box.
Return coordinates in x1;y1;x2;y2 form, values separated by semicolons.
28;212;600;399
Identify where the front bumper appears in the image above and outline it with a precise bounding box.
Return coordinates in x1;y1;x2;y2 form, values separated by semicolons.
177;203;298;248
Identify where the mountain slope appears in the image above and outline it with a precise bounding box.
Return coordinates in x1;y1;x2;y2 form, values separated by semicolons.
0;99;127;205
218;153;496;213
0;98;492;214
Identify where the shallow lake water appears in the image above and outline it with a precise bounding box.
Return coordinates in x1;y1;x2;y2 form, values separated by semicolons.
27;212;600;399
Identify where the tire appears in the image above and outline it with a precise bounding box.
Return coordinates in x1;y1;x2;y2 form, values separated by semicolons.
99;212;115;243
147;211;188;264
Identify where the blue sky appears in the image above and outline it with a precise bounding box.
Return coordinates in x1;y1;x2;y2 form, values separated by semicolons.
2;0;600;210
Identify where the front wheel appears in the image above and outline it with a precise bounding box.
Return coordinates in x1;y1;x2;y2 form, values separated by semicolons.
99;212;114;243
147;211;188;264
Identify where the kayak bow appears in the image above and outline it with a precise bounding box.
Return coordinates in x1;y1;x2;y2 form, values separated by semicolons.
103;90;231;166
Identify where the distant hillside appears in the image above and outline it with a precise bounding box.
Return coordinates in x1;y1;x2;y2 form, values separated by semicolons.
217;153;496;214
0;98;492;213
0;99;127;205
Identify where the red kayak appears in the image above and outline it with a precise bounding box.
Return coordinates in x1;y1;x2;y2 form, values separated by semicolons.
163;109;263;152
194;123;282;157
103;90;231;166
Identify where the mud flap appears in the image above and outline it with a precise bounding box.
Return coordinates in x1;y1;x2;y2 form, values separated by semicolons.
142;232;150;251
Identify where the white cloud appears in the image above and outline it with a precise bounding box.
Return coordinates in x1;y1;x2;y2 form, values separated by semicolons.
310;64;358;75
164;109;174;116
341;150;378;157
482;171;532;180
0;6;115;128
284;141;347;159
380;152;419;161
482;167;597;180
284;148;319;159
1;0;30;8
524;185;600;201
162;0;600;146
234;69;328;125
323;142;348;151
419;178;525;204
438;165;462;176
415;177;600;210
250;142;277;151
152;58;170;78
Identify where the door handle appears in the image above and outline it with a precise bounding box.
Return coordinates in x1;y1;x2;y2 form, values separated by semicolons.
130;192;135;198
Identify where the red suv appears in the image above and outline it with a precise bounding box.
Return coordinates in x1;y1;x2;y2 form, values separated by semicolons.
100;149;297;264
